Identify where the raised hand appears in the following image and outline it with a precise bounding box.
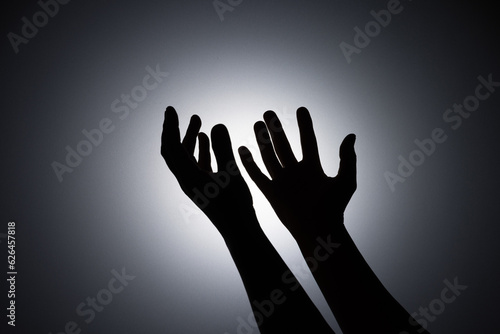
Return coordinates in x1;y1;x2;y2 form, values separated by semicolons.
238;107;430;334
161;106;336;333
238;107;356;242
161;106;255;237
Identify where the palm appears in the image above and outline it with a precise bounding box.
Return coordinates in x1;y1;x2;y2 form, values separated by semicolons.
238;108;356;240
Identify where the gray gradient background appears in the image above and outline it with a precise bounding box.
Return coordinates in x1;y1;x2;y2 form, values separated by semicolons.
2;0;499;333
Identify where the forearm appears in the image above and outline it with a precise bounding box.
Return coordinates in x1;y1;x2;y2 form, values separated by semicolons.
222;212;335;334
296;222;429;334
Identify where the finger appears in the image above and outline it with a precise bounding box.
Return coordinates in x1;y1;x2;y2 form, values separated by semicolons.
198;132;212;172
297;107;321;166
263;110;298;167
238;146;271;192
211;124;237;172
254;121;281;178
338;133;357;189
161;106;199;177
161;106;180;156
182;114;202;156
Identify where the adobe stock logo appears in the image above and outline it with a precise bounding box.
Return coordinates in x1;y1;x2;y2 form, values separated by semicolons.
224;235;340;334
384;73;499;192
400;276;467;333
7;0;71;54
190;160;240;209
177;107;296;227
191;116;285;209
48;267;135;334
339;0;411;64
51;63;168;183
213;0;243;22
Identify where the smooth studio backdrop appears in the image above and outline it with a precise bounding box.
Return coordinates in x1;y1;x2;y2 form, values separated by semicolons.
2;1;500;333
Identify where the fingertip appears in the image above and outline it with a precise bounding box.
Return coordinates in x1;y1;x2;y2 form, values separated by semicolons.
211;124;232;153
296;106;312;124
198;132;209;141
238;146;250;155
164;107;179;132
211;123;228;137
340;133;357;158
253;120;266;132
297;106;309;115
264;110;283;133
190;114;201;127
165;105;175;117
165;106;176;119
238;146;258;168
347;133;356;144
263;110;277;122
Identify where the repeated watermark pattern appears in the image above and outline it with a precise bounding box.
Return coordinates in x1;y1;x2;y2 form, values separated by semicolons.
339;0;412;64
48;267;135;334
7;0;71;54
223;235;340;334
213;0;244;22
399;276;467;333
385;73;499;192
178;106;296;226
51;64;169;183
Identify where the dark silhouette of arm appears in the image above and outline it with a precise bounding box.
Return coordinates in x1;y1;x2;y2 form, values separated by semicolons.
238;107;430;334
161;106;335;334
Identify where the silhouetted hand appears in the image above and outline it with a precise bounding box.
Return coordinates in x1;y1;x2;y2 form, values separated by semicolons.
239;107;429;334
238;107;356;242
161;106;256;238
161;106;336;333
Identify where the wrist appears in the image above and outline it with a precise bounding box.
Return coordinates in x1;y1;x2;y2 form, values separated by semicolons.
291;213;346;246
216;206;265;242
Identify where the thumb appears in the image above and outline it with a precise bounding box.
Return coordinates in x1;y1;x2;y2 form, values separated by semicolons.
338;133;357;189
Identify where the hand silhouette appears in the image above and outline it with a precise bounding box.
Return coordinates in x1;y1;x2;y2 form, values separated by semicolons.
161;106;336;333
161;106;255;237
238;107;356;242
238;107;429;334
162;106;428;334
